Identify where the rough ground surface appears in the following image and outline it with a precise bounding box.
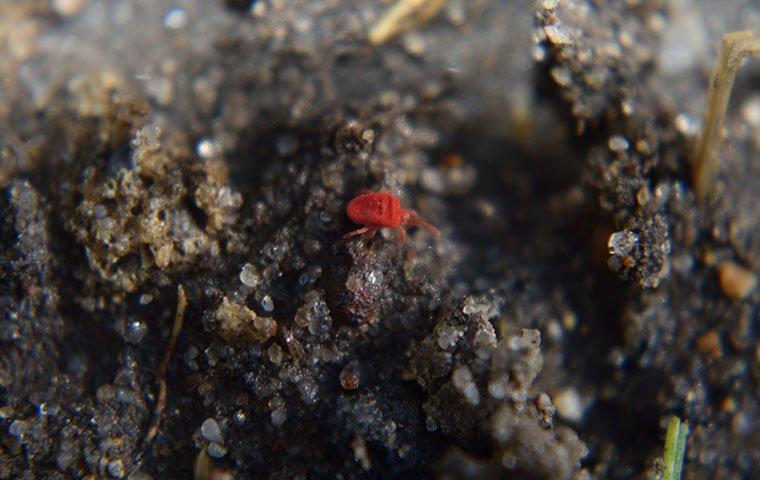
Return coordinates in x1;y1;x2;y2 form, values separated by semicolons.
0;1;758;479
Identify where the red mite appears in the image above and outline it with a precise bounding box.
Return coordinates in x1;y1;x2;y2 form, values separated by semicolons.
343;191;441;242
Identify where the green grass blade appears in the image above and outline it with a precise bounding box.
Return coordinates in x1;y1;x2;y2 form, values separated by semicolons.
663;416;689;480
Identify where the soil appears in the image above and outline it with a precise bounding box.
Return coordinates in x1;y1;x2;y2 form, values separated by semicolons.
0;1;758;479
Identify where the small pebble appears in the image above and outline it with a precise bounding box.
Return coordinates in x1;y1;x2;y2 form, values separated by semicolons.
239;263;260;287
52;0;86;16
196;139;220;159
696;330;722;360
261;295;274;312
107;459;126;478
207;442;228;459
308;314;332;336
608;135;629;152
345;275;361;292
608;230;639;256
717;262;757;300
487;379;506;399
270;409;287;427
124;320;147;344
425;416;437;432
340;361;361;390
8;419;26;437
268;344;284;364
200;418;223;444
451;366;471;389
544;25;571;45
554;388;585;423
163;7;188;30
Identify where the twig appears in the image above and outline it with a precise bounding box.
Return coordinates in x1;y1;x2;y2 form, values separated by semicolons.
692;30;760;201
131;284;187;472
368;0;447;46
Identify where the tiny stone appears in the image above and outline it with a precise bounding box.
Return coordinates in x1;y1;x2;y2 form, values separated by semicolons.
425;416;437;432
437;327;462;350
636;187;650;206
163;8;188;30
200;418;223;444
268;343;284;364
294;306;310;329
196;139;220;159
463;383;480;405
239;263;260;287
340;361;361;390
544;25;571;45
487;380;506;399
421;168;445;194
207;442;228;459
672;254;694;274
542;0;559;10
38;402;57;416
304;290;320;307
261;295;274;312
554;388;585;423
696;330;722;360
124;320;147;344
674;113;698;136
107;459;126;478
270;409;287;427
366;270;383;286
451;365;472;390
608;135;629;152
52;0;86;16
546;320;562;341
313;300;329;316
741;96;760;127
299;380;318;404
608;230;639;256
345;275;361;292
732;411;753;435
717;262;757;300
8;419;26;437
94;203;108;218
308;314;332;336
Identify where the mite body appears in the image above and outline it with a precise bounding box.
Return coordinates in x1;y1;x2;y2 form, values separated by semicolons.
343;191;440;242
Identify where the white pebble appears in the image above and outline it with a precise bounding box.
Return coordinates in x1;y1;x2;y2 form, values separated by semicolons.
207;442;228;459
239;263;260;287
554;388;585;423
608;230;638;256
200;418;223;444
163;8;188;30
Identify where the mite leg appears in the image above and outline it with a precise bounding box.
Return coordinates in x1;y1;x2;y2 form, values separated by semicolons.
361;227;379;241
344;226;379;241
343;226;373;240
393;227;407;244
404;210;441;237
692;30;760;201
